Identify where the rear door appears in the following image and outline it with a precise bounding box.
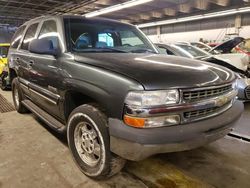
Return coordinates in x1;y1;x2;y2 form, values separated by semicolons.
15;23;39;97
28;19;62;119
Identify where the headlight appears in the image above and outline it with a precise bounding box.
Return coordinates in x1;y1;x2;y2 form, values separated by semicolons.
124;90;180;128
125;90;179;107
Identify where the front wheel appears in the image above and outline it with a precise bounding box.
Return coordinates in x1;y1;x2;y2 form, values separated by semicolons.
67;104;126;180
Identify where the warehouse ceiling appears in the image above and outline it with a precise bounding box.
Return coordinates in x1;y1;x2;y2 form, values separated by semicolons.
0;0;249;27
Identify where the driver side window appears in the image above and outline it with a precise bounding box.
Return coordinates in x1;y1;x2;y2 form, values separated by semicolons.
38;20;59;49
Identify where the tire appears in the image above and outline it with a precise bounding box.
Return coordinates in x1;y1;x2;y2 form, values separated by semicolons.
67;104;126;180
0;72;8;90
12;78;28;113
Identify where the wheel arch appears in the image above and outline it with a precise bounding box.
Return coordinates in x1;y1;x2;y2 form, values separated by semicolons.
63;89;108;122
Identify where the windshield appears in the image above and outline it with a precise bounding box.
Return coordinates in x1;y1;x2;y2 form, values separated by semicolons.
175;44;210;58
0;46;9;58
64;18;157;54
191;42;212;52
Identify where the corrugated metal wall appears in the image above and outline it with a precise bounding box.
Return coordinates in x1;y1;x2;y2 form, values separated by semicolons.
0;28;14;43
141;13;250;35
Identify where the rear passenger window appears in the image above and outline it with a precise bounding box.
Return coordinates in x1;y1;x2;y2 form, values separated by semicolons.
21;23;39;50
38;20;59;49
10;25;26;49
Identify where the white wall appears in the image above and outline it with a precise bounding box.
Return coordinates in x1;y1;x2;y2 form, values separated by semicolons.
147;25;250;44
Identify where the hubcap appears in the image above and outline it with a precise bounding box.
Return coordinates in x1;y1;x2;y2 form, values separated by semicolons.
14;86;19;108
74;122;101;167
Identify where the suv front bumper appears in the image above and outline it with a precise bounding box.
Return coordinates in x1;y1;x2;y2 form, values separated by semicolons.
108;100;244;161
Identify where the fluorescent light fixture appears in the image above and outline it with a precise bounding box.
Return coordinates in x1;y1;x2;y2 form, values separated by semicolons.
138;6;250;28
84;0;153;18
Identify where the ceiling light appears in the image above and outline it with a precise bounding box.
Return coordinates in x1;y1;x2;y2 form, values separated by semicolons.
84;0;153;18
138;6;250;28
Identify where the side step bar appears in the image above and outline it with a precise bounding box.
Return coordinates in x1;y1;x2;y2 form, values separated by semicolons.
22;100;66;133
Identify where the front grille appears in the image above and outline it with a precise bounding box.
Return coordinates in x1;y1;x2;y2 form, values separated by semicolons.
184;102;231;120
183;85;232;102
245;86;250;99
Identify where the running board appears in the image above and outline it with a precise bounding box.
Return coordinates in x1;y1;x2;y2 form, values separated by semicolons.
22;100;66;133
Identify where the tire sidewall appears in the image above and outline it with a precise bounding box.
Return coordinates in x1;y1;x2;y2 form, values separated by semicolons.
12;78;20;110
0;73;7;90
67;105;111;178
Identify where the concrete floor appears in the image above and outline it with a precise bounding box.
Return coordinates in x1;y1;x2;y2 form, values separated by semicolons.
0;89;250;188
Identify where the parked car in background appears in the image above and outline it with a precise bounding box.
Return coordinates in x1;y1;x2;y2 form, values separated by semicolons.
179;38;250;72
156;43;250;101
0;44;11;90
190;42;212;52
233;38;250;57
0;43;10;75
0;63;11;90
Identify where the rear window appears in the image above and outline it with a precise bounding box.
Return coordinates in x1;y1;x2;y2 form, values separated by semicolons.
10;25;26;49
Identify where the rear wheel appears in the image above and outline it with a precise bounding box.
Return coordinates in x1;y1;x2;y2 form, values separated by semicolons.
0;72;8;90
12;78;28;113
67;104;126;179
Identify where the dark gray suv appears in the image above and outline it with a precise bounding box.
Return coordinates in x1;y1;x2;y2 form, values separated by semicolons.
8;15;243;179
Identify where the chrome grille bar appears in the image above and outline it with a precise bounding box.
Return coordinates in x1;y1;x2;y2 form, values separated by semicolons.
183;84;232;102
245;86;250;99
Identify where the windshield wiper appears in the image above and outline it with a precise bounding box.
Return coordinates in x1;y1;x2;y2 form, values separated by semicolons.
130;49;157;54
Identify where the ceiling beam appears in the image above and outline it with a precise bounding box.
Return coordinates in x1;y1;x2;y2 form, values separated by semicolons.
179;2;192;13
163;8;177;16
209;0;230;6
194;0;210;10
150;11;163;18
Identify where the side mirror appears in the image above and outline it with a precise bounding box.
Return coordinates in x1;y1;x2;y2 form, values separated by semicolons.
29;38;58;56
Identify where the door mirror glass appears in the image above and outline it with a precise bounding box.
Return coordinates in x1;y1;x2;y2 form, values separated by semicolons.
29;38;58;56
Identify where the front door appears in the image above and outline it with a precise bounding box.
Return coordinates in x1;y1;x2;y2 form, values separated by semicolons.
28;20;62;119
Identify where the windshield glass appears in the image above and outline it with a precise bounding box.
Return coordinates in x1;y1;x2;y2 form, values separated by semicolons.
0;46;9;58
64;18;157;53
175;44;210;58
191;42;212;52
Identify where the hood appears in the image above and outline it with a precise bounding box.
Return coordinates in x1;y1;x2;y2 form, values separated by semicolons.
210;37;245;54
74;53;235;90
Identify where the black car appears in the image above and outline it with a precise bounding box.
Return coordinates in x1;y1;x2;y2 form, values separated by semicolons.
8;15;243;179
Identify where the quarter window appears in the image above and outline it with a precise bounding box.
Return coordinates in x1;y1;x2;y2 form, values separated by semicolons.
38;20;59;49
21;23;39;50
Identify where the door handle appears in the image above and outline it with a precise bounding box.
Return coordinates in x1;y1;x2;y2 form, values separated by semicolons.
16;57;21;65
29;60;34;67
